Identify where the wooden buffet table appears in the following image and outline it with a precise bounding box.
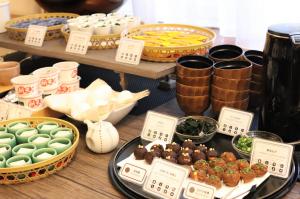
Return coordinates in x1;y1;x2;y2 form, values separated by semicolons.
0;99;298;199
0;33;175;89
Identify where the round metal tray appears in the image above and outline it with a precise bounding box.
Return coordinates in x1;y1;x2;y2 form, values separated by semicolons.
108;134;299;199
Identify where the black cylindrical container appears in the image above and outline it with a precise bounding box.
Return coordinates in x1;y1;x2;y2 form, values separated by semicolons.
262;23;300;145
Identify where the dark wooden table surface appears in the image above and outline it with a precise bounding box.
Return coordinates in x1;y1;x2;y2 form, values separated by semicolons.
1;99;299;199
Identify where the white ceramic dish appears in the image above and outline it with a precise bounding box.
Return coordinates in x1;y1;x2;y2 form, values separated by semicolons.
68;102;135;125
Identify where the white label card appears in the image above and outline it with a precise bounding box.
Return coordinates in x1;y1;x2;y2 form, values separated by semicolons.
24;25;47;47
65;31;92;55
143;158;189;199
141;111;178;143
119;163;147;185
115;38;144;65
250;138;294;178
218;107;254;136
183;179;215;199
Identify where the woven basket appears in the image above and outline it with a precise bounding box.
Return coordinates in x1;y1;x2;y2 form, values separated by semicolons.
126;24;216;62
0;117;79;184
61;26;120;50
5;13;79;41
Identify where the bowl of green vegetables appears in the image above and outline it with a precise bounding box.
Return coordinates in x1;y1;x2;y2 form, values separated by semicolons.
175;116;219;144
232;131;283;159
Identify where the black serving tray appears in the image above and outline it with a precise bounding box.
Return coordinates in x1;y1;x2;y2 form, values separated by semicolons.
108;134;299;199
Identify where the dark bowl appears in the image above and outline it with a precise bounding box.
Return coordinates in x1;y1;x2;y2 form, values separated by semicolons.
208;44;243;62
177;74;211;87
175;116;219;144
211;85;249;101
211;97;249;114
176;94;210;115
176;55;213;77
213;75;250;90
214;60;252;79
232;131;283;159
176;82;209;96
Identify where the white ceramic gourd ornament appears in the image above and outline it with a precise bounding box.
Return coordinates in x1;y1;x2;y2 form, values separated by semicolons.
84;120;119;153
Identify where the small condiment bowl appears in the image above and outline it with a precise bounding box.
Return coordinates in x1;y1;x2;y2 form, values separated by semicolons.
0;133;16;148
48;138;72;154
50;127;74;141
232;131;283;160
32;148;57;163
7;121;30;135
28;134;51;149
15;127;38;144
175;116;219;144
12;143;37;157
0;154;6;168
37;121;59;135
6;155;32;168
0;143;12;159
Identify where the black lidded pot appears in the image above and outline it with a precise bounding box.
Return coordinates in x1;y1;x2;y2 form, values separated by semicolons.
262;23;300;145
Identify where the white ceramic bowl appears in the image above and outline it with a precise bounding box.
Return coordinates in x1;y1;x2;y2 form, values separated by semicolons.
18;92;44;110
33;67;59;92
57;76;81;94
53;61;79;82
11;75;39;98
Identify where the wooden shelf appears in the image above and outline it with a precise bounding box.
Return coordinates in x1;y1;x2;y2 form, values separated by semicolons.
0;33;175;79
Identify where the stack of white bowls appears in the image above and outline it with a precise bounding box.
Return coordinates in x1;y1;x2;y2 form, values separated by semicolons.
10;61;80;110
67;13;141;35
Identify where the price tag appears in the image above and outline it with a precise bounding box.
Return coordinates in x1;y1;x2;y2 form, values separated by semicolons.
65;31;92;55
141;111;178;143
183;179;215;199
24;25;47;47
250;138;294;178
0;101;9;121
218;107;253;136
143;158;189;199
119;163;147;185
7;103;32;119
115;38;144;65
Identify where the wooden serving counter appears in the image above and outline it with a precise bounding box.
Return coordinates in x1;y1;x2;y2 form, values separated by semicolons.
0;99;298;199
